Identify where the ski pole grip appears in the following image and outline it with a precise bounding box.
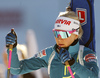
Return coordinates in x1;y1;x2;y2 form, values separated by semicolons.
9;45;13;49
11;28;15;35
65;61;69;66
9;28;14;49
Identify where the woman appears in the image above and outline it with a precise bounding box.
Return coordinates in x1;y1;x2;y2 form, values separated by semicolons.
6;8;99;78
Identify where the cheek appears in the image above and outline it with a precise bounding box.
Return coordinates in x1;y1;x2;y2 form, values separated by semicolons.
55;37;63;45
55;38;58;43
64;39;71;46
64;38;75;46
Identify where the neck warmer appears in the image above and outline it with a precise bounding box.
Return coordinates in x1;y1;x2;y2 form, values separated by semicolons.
54;39;79;56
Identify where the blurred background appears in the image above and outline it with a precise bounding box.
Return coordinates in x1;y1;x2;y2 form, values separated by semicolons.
0;0;99;78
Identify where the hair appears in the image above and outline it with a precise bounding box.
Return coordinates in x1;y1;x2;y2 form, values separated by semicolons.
58;7;83;39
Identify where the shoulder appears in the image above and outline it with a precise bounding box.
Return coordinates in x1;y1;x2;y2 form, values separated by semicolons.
83;47;95;54
44;45;55;52
78;45;95;57
42;45;54;55
35;45;55;58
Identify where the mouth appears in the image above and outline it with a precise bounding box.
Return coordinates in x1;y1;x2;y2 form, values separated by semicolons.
58;44;64;47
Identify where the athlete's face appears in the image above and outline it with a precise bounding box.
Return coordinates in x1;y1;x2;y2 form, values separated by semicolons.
55;33;78;47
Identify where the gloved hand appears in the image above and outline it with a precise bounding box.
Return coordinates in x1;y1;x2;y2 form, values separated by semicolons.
6;29;17;48
59;48;72;64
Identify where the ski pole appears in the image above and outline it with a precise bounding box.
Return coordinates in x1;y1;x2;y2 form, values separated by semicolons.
65;61;75;78
7;28;14;78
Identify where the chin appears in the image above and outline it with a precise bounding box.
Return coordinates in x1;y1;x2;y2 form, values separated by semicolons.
63;45;70;48
60;45;69;48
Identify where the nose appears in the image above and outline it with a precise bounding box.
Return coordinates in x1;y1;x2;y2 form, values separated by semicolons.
57;35;63;40
57;34;62;38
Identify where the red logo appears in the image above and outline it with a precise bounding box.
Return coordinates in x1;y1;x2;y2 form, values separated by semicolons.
55;19;71;25
76;8;87;26
84;54;96;62
42;50;46;56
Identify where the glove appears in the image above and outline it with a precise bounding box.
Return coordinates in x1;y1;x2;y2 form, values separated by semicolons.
6;30;17;48
59;48;71;64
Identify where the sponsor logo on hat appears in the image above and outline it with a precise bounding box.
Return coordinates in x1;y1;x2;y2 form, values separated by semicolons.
76;8;87;26
55;19;71;25
74;21;79;25
57;25;61;27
